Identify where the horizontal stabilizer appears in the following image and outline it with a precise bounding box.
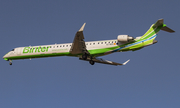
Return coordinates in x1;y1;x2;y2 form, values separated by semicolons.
161;26;175;33
154;19;175;33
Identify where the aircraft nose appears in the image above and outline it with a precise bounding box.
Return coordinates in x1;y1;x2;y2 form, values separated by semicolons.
3;55;6;58
3;53;9;61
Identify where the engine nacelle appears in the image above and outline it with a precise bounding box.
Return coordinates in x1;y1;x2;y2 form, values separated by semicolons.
117;35;134;42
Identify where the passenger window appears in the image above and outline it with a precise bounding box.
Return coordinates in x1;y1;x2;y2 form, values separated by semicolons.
66;45;68;47
63;45;65;47
93;43;95;45
101;42;103;44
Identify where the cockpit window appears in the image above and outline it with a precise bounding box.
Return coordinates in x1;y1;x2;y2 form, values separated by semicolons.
11;49;14;51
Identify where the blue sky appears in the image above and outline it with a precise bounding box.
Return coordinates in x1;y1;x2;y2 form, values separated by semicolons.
0;0;180;108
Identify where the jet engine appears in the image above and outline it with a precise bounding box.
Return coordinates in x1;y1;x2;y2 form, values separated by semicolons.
117;35;134;42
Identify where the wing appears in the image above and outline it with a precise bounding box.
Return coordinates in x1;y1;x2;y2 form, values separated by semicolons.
79;57;130;66
70;23;89;55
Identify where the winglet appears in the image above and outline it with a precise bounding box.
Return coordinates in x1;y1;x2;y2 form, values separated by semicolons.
123;59;130;65
79;23;86;32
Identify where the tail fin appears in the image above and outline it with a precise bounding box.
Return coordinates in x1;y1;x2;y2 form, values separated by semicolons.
140;19;175;39
153;19;164;27
154;19;175;33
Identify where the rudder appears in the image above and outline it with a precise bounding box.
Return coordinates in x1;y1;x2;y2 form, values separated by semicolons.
140;19;175;40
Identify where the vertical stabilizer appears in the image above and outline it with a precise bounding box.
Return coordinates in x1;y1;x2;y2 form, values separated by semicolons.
140;19;175;40
153;19;164;28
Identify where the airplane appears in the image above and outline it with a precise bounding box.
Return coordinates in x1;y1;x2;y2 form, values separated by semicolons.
3;19;175;66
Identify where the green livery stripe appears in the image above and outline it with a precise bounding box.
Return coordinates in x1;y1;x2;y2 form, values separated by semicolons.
88;46;119;55
4;58;8;61
6;52;70;60
5;46;121;60
140;24;163;40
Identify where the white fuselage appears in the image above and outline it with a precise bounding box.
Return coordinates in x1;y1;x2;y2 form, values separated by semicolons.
3;39;118;59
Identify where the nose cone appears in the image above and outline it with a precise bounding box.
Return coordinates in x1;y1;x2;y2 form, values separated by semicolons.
3;54;7;58
3;53;9;61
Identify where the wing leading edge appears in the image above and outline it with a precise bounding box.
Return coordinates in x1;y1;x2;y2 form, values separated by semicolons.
70;23;130;66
